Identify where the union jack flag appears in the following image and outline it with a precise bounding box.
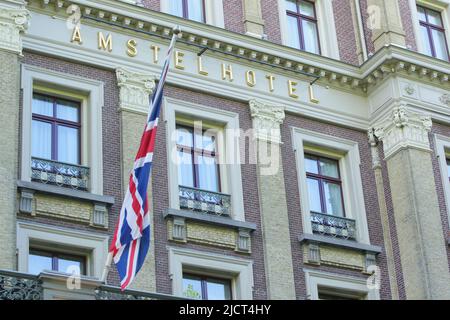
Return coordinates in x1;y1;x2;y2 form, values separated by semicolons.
109;30;178;290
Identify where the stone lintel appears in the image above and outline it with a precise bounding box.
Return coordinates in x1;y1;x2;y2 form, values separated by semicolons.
299;233;382;255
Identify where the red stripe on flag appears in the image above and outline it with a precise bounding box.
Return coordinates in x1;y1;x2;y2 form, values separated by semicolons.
121;240;138;290
129;175;143;233
135;126;158;160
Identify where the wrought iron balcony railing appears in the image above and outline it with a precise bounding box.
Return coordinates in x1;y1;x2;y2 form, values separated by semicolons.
310;211;357;240
0;270;43;300
179;185;232;217
95;285;184;300
31;157;89;190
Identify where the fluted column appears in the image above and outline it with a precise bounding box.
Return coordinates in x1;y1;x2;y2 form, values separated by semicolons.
374;104;450;299
249;99;296;299
116;68;156;292
0;1;29;271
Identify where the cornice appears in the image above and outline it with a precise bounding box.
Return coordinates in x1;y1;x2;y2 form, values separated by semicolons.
24;0;450;95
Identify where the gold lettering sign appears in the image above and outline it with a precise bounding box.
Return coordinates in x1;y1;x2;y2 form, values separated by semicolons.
197;56;209;76
71;25;82;44
127;39;137;57
151;45;160;63
98;32;112;52
288;80;298;99
266;75;275;92
309;85;319;104
175;51;185;70
221;63;233;82
246;70;256;87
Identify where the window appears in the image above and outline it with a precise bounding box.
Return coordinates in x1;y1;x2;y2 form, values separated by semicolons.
32;93;81;165
168;0;206;22
417;5;449;61
28;248;86;276
182;273;232;300
176;124;220;192
318;286;367;300
446;158;450;181
305;154;345;217
285;0;320;54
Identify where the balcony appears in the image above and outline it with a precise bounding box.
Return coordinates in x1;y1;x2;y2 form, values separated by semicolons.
0;270;180;300
31;157;89;190
310;212;357;240
179;185;231;217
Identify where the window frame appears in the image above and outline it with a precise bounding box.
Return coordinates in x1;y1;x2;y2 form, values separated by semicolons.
182;273;232;300
417;4;450;60
285;0;322;54
161;0;225;27
433;134;450;229
32;93;82;165
28;247;87;276
305;153;346;217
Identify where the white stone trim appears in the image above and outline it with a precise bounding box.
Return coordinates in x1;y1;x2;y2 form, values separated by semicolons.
168;246;254;299
292;127;371;244
304;268;380;300
434;133;450;228
20;64;104;195
409;0;450;56
163;97;245;222
277;0;340;60
160;0;225;28
0;4;29;54
16;221;109;279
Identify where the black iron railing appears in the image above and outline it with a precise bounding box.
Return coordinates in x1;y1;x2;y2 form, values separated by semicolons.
179;185;231;217
310;212;357;240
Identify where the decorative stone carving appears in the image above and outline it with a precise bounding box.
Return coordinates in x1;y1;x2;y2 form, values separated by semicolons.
19;189;34;214
440;94;450;106
307;243;320;265
404;84;415;95
373;104;432;158
237;228;251;252
0;6;30;54
249;99;285;144
92;203;108;228
364;253;377;274
172;217;186;241
116;68;156;113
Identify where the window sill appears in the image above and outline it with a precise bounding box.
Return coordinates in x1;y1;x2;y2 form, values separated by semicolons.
164;208;256;232
298;233;381;255
16;180;114;205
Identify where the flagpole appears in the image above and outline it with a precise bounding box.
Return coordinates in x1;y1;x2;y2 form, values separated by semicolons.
100;25;181;286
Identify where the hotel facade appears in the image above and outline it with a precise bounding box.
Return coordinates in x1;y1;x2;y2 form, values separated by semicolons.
1;0;450;300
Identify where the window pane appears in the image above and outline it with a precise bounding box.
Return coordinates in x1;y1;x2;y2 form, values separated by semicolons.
302;19;320;54
32;94;53;117
195;131;217;152
176;126;194;147
427;9;443;27
197;155;219;192
58;258;83;275
177;151;194;187
286;15;301;49
188;0;205;22
168;0;184;17
420;25;433;56
32;120;52;160
183;276;203;300
285;0;298;12
431;29;449;60
206;279;231;300
447;159;450;178
417;6;426;22
307;178;322;213
323;181;344;216
299;0;315;17
57;126;79;164
28;253;52;275
319;158;339;178
57;100;79;122
304;156;318;174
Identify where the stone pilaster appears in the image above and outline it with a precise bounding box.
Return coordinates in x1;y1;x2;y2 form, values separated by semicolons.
374;105;450;299
249;99;296;300
0;2;29;271
367;129;399;300
116;68;156;292
243;0;265;39
367;0;406;51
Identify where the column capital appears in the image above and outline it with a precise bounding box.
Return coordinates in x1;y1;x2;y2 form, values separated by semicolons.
373;104;432;158
0;5;30;54
249;99;285;144
116;68;156;114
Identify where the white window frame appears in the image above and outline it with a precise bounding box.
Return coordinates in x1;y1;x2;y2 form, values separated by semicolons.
17;221;109;279
278;0;340;59
161;0;225;28
304;268;380;300
168;247;254;299
164;97;245;222
409;0;450;57
434;134;450;228
21;64;104;195
292;127;370;244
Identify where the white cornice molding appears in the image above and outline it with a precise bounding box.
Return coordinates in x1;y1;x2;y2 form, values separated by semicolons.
249;99;285;144
116;67;155;113
0;4;29;54
374;103;432;159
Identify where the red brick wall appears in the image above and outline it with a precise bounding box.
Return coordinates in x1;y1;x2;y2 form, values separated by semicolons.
280;115;396;299
141;0;160;11
359;0;376;56
332;0;360;65
399;0;417;51
223;0;246;34
261;0;282;43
